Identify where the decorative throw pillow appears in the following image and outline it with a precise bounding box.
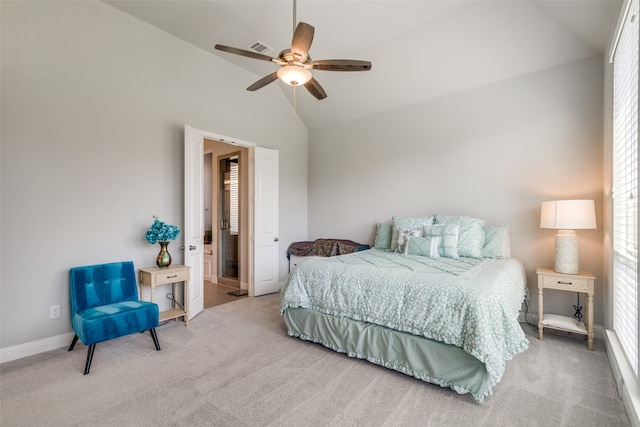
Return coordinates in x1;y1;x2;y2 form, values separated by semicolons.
373;222;393;250
406;235;441;258
423;224;459;258
482;225;511;258
397;229;423;254
435;215;485;258
391;215;436;252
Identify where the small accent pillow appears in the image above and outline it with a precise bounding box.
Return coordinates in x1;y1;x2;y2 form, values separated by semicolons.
397;229;424;254
406;235;441;258
391;215;436;252
423;224;459;258
373;222;393;250
482;225;511;258
435;215;485;258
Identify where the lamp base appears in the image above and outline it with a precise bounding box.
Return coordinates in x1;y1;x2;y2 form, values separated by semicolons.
555;230;579;274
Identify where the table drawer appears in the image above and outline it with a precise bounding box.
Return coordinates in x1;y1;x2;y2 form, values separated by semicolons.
541;275;590;292
153;269;189;285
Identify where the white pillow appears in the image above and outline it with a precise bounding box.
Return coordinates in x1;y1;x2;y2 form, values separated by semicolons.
542;314;586;333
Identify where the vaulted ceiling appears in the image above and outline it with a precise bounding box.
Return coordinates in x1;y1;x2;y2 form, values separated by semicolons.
105;1;622;131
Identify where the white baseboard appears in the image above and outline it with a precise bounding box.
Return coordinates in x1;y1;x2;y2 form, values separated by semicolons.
0;332;74;364
604;330;640;427
1;289;283;364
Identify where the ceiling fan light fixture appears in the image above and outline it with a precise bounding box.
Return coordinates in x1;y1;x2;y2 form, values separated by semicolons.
277;65;312;86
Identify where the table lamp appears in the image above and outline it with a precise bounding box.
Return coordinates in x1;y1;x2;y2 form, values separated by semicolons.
540;200;596;274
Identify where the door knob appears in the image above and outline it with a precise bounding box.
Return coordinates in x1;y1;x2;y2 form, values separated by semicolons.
189;245;196;250
274;237;279;242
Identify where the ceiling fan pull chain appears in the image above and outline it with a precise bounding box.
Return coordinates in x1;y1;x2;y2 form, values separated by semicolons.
293;85;297;124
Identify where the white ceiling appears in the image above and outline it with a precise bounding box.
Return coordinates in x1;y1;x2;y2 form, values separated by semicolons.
104;0;622;131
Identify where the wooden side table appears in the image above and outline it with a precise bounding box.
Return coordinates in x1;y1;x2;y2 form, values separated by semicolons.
537;267;595;350
139;264;191;326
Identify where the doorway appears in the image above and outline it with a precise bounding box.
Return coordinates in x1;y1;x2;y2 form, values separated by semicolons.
202;140;249;308
185;125;281;317
218;154;240;288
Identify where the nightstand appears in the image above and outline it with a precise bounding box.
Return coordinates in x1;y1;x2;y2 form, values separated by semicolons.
139;264;190;326
537;267;595;350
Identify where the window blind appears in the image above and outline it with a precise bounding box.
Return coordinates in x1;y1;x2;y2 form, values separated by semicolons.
230;161;239;235
612;0;639;375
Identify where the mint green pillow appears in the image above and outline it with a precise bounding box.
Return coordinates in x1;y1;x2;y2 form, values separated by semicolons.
406;235;441;258
482;225;511;258
391;215;435;252
435;215;485;258
397;229;423;254
424;224;459;258
373;222;393;250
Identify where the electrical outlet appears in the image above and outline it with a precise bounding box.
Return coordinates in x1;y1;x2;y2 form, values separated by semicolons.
50;305;60;319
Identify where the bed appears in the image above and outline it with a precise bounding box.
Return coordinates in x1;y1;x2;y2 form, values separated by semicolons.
280;215;529;402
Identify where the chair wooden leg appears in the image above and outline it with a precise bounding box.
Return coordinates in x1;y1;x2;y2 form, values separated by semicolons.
84;344;96;375
68;335;79;351
149;328;161;351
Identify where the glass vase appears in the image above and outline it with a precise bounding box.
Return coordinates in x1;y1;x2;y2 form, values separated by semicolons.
156;241;172;268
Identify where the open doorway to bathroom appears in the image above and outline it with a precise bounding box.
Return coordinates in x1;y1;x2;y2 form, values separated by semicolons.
203;140;249;308
218;154;241;289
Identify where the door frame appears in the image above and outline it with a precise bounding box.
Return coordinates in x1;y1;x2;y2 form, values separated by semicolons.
186;126;278;319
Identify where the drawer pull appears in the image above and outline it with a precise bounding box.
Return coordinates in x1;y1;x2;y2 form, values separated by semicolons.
557;281;573;285
166;275;178;279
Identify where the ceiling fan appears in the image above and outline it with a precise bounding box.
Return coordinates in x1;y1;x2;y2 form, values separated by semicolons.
214;1;372;100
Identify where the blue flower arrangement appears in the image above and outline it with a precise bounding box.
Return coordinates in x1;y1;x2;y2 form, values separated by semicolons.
145;216;180;244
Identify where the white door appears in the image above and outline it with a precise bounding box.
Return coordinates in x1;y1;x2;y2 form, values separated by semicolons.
184;125;204;319
252;147;280;296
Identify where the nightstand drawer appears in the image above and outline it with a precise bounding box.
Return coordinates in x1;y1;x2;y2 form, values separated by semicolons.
541;275;590;292
153;269;189;285
139;265;190;286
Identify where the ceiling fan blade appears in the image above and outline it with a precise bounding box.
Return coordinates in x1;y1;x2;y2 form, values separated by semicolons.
246;72;279;91
304;77;327;100
215;44;277;63
308;60;372;71
290;22;314;62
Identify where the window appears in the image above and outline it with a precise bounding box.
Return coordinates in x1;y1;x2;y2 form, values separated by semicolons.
229;159;239;235
612;0;639;375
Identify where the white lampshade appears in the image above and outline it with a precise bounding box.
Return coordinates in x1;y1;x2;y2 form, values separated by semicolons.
540;200;596;274
540;200;597;230
277;65;312;86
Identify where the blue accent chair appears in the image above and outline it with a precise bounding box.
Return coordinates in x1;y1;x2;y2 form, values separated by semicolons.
68;261;161;374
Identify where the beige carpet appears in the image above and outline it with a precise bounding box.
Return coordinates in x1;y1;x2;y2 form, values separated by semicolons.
0;294;630;426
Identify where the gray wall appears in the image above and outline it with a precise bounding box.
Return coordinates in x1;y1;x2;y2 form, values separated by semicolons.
1;0;609;356
308;55;605;326
1;1;308;350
